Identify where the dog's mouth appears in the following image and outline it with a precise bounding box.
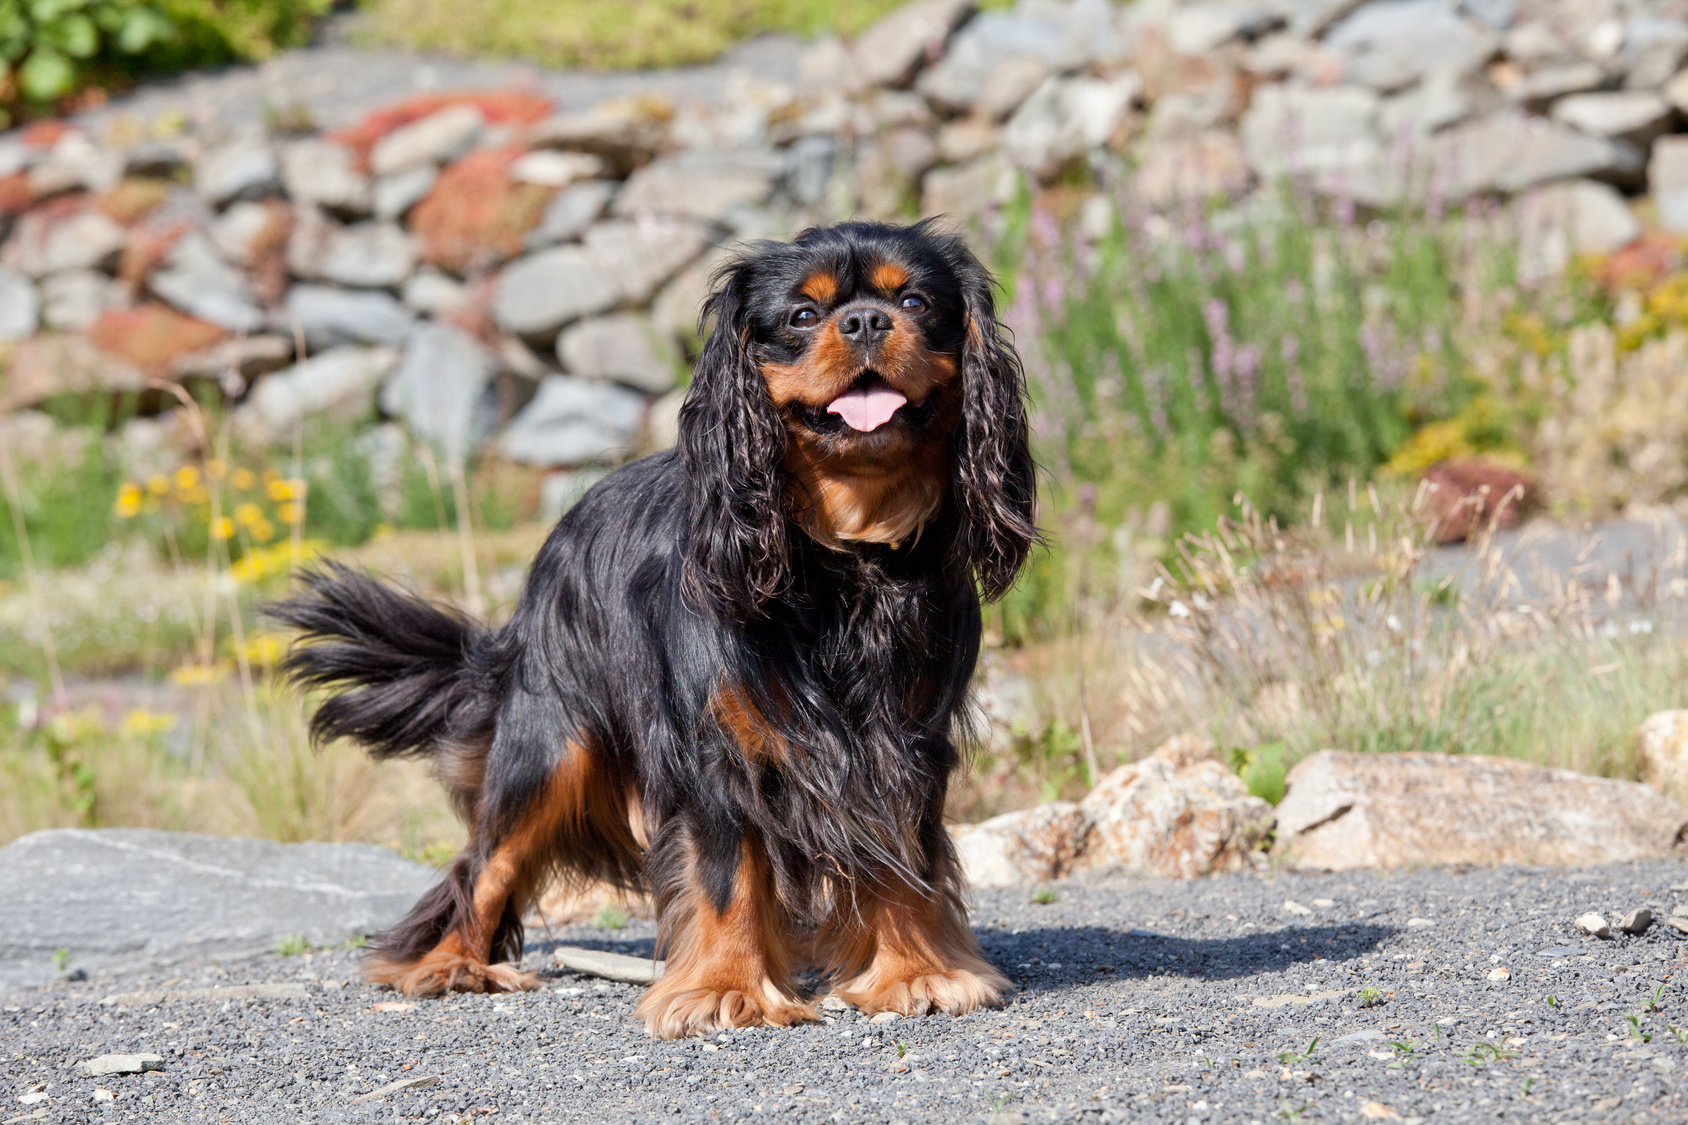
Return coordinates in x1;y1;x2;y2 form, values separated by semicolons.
799;373;931;435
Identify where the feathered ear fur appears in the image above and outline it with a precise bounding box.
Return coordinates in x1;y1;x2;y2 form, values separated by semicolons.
678;257;791;621
947;242;1038;602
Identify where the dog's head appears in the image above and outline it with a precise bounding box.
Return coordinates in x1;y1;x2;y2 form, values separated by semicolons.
678;220;1036;620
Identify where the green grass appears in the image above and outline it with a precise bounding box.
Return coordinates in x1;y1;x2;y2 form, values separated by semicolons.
361;0;929;70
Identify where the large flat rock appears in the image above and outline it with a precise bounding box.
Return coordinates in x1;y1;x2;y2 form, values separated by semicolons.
1275;751;1688;871
0;828;437;989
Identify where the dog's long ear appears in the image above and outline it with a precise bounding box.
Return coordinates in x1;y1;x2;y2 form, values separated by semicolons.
678;257;791;621
951;252;1038;602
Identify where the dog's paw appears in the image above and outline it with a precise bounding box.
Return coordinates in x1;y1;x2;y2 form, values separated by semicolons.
637;986;818;1039
837;966;1010;1018
367;950;538;997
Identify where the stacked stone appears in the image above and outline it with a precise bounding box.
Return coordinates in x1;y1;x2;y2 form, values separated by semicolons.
2;0;1687;492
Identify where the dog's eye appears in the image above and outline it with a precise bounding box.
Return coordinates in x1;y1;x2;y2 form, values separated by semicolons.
901;295;928;314
790;308;819;328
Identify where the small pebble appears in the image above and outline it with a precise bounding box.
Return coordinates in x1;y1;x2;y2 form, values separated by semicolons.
1486;967;1510;981
1575;912;1612;939
1668;916;1688;936
1619;908;1654;934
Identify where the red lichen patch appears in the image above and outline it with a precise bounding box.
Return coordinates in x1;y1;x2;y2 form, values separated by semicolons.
1420;459;1537;545
1594;232;1685;295
95;178;170;225
20;120;70;149
410;147;552;275
329;90;553;168
88;304;226;377
0;171;32;216
117;218;193;289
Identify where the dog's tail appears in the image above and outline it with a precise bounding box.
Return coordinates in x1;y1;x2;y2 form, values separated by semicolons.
268;562;487;760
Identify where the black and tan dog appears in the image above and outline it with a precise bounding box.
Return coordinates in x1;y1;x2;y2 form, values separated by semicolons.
271;219;1038;1038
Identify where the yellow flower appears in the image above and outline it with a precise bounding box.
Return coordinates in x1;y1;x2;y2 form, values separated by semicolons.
205;458;227;481
180;485;209;506
168;662;228;687
174;465;200;493
210;517;234;540
121;709;177;738
114;482;143;519
276;501;301;524
238;633;288;668
147;474;170;496
266;478;305;503
233;502;263;528
231;468;256;491
251;519;276;543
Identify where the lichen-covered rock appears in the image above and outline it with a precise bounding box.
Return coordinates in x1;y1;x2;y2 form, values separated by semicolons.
1637;711;1688;805
410;147;552;274
951;802;1091;888
1074;735;1274;879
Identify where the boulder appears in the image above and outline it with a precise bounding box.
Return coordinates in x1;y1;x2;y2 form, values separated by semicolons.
922;153;1020;219
1515;179;1639;282
87;304;226;377
1514;63;1607;113
1004;73;1140;180
526;103;667;177
1168;1;1281;55
279;138;371;216
3;208;127;277
1438;112;1644;195
0;828;435;988
148;231;263;333
950;802;1090;888
1418;459;1536;543
1075;735;1274;879
1;332;144;410
492;246;618;338
582;217;711;306
1637;711;1688;805
378;321;497;457
372;164;438;222
195;133;279;206
312;221;417;289
410;147;552;273
1376;68;1480;138
848;0;974;91
369;104;483;177
650;246;733;353
0;265;40;339
401;267;472;316
208;199;290;267
237;345;402;443
526;180;617;249
285;284;416;349
916;6;1091;113
1240;84;1380;177
497;374;646;467
1324;0;1496;92
1650;137;1688;233
556;314;679;394
1550;91;1673;147
611;149;781;223
40;269;125;332
1273;750;1688;870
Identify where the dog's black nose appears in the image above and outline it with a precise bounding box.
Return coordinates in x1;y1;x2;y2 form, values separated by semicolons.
837;306;893;343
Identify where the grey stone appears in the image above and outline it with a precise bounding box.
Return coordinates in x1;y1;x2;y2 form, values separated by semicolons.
1168;2;1281;55
372;164;438;222
1378;69;1478;139
1651;136;1688;234
583;217;711;305
1619;908;1654;935
497;375;646;467
102;983;311;1007
279;138;371;216
556;314;678;394
313;221;416;289
1434;111;1641;197
650;246;732;353
209;199;281;267
28;133;122;196
378;321;497;457
1551;91;1671;147
149;232;263;333
122;138;190;178
0;828;435;987
40;269;125;332
493;246;618;338
510;149;607;188
1503;21;1575;66
1511;62;1607;113
784;135;837;207
1240;84;1380;177
1459;0;1514;30
369;104;483;177
526;180;616;249
82;1053;165;1076
644;387;685;453
172;335;294;384
1327;0;1496;92
237;345;402;442
937;118;1001;165
526;104;665;177
1133;131;1251;207
1665;68;1688;115
284;284;416;349
1004;73;1139;180
3;209;127;278
916;7;1089;113
401;267;472;316
856;127;940;217
1515;179;1639;282
1575;912;1612;938
848;0;973;91
538;466;612;520
921;152;1020;219
973;56;1054;124
196;134;280;206
612;149;780;223
1621;16;1688;90
0;266;40;340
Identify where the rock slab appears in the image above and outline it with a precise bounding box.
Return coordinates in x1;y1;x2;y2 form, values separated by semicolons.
0;828;437;988
1273;750;1688;871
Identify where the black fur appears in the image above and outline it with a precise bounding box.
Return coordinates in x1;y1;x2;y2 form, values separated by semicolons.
271;220;1037;986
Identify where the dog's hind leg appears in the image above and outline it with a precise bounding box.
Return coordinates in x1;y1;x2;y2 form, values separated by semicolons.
635;822;818;1038
367;736;638;996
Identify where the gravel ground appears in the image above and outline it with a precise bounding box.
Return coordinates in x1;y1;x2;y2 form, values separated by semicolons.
10;861;1688;1124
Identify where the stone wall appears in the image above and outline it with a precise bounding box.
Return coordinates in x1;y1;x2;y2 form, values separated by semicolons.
1;0;1685;495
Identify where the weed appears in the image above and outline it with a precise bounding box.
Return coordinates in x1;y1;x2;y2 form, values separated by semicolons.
1031;887;1058;905
1547;995;1558;1009
896;1041;908;1060
343;934;368;950
1386;1041;1418;1070
1358;986;1384;1008
1276;1037;1319;1065
52;948;70;973
1462;1041;1520;1066
1626;1013;1653;1043
1522;1077;1533;1096
1648;982;1668;1013
595;904;628;931
274;933;310;957
1669;1025;1688;1045
988;1092;1013;1112
1275;1100;1310;1121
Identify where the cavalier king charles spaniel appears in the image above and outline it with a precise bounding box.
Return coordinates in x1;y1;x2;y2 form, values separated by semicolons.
272;218;1038;1039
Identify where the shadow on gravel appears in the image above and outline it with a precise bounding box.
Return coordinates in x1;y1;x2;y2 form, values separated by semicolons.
980;923;1397;992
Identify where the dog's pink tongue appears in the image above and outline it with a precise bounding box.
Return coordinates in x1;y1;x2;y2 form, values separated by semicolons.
827;386;907;431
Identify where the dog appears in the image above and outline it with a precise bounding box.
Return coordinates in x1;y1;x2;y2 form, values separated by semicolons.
270;219;1038;1039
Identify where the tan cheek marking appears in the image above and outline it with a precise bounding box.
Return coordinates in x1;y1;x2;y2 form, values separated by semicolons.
762;321;861;407
799;271;839;304
870;262;910;292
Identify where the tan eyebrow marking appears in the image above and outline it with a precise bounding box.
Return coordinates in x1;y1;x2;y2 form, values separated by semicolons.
799;270;839;304
869;262;910;292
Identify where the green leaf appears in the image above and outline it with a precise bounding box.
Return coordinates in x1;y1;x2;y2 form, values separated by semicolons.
114;5;168;51
18;45;74;99
28;0;83;25
46;11;97;57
